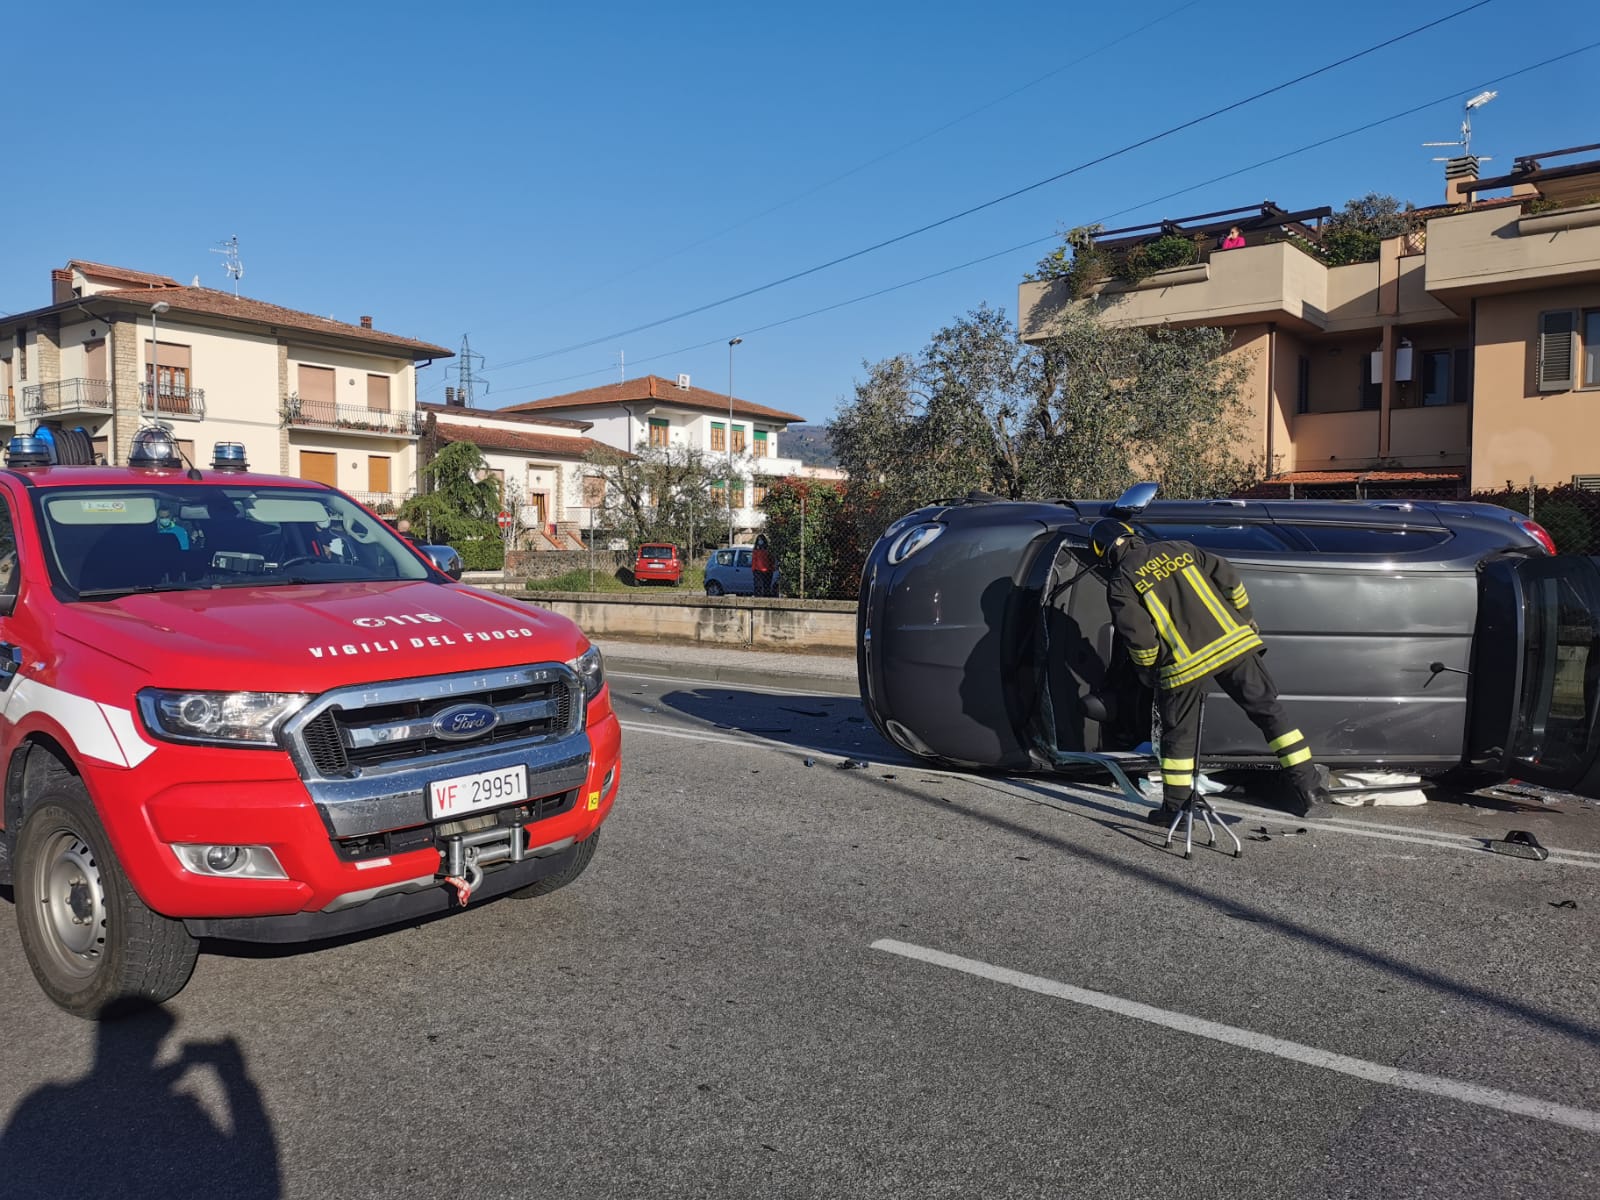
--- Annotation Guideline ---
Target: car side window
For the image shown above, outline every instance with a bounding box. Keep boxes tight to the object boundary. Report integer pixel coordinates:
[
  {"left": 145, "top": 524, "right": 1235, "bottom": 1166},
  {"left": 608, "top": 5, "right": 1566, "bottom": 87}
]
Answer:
[
  {"left": 1141, "top": 522, "right": 1296, "bottom": 554},
  {"left": 715, "top": 550, "right": 734, "bottom": 566},
  {"left": 0, "top": 495, "right": 17, "bottom": 604},
  {"left": 737, "top": 550, "right": 751, "bottom": 567},
  {"left": 1286, "top": 525, "right": 1451, "bottom": 554}
]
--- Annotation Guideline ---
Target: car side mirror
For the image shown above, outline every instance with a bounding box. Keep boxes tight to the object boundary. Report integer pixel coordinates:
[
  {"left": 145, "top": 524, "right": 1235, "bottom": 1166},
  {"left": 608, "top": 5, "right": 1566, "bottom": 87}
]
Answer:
[{"left": 1109, "top": 481, "right": 1159, "bottom": 516}]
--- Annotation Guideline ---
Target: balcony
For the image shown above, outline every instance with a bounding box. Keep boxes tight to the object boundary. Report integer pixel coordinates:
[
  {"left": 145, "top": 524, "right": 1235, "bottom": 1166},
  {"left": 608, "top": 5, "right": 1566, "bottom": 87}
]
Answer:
[
  {"left": 1020, "top": 242, "right": 1332, "bottom": 340},
  {"left": 1289, "top": 409, "right": 1380, "bottom": 472},
  {"left": 281, "top": 393, "right": 420, "bottom": 438},
  {"left": 23, "top": 377, "right": 112, "bottom": 418},
  {"left": 139, "top": 383, "right": 207, "bottom": 420},
  {"left": 1425, "top": 203, "right": 1600, "bottom": 312},
  {"left": 346, "top": 489, "right": 417, "bottom": 514},
  {"left": 0, "top": 392, "right": 13, "bottom": 424}
]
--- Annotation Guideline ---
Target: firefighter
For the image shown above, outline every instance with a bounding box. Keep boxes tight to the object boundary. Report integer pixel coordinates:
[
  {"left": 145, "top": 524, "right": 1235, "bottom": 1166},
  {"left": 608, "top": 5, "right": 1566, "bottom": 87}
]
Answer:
[{"left": 1090, "top": 517, "right": 1331, "bottom": 824}]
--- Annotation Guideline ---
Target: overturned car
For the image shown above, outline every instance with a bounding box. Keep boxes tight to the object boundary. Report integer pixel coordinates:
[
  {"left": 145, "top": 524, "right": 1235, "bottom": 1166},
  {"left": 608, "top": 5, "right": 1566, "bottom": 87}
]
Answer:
[{"left": 857, "top": 485, "right": 1600, "bottom": 799}]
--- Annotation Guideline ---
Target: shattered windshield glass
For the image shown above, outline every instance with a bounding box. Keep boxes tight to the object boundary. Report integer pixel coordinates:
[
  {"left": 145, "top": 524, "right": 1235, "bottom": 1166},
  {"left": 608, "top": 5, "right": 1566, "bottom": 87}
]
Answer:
[{"left": 38, "top": 485, "right": 433, "bottom": 598}]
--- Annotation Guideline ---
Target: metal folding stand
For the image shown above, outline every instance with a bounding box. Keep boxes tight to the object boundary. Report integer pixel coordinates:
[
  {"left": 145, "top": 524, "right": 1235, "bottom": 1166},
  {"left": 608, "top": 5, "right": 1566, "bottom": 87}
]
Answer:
[{"left": 1159, "top": 692, "right": 1242, "bottom": 860}]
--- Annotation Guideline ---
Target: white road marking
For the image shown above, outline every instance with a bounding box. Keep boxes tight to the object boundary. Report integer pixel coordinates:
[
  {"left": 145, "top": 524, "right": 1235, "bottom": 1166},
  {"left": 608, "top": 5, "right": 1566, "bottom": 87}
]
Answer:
[
  {"left": 618, "top": 719, "right": 1600, "bottom": 867},
  {"left": 871, "top": 938, "right": 1600, "bottom": 1135}
]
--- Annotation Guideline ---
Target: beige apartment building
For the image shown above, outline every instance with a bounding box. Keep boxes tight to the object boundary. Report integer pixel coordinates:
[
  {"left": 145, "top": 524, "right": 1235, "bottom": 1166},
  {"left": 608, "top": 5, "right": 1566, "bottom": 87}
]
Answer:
[
  {"left": 1017, "top": 145, "right": 1600, "bottom": 495},
  {"left": 0, "top": 261, "right": 450, "bottom": 506}
]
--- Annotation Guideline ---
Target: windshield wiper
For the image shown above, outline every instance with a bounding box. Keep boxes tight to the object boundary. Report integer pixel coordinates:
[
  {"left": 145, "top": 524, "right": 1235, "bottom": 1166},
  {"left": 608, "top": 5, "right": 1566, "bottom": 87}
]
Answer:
[{"left": 75, "top": 583, "right": 203, "bottom": 600}]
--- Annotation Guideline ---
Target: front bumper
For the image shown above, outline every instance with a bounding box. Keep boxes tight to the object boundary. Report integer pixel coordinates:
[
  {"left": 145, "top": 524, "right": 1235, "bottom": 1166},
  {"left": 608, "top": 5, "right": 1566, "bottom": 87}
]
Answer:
[{"left": 87, "top": 705, "right": 622, "bottom": 924}]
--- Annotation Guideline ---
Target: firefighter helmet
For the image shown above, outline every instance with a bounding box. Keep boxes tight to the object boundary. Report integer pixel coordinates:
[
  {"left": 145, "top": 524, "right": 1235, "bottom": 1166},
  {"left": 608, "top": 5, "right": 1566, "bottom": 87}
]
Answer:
[{"left": 1090, "top": 518, "right": 1138, "bottom": 560}]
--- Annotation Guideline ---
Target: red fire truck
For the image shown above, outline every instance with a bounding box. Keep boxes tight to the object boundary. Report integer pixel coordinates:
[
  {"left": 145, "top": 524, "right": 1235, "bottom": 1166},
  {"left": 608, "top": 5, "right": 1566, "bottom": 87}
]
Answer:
[{"left": 0, "top": 429, "right": 620, "bottom": 1018}]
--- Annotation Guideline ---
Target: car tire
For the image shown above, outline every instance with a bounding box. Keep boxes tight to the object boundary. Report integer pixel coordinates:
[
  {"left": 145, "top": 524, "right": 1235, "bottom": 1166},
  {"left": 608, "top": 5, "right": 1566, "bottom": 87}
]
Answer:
[
  {"left": 508, "top": 832, "right": 600, "bottom": 899},
  {"left": 14, "top": 781, "right": 198, "bottom": 1019},
  {"left": 705, "top": 581, "right": 724, "bottom": 596}
]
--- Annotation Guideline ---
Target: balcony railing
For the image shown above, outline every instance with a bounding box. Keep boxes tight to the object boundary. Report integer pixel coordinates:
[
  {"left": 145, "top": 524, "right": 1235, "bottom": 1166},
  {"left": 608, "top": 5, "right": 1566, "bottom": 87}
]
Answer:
[
  {"left": 346, "top": 489, "right": 417, "bottom": 514},
  {"left": 23, "top": 377, "right": 113, "bottom": 417},
  {"left": 281, "top": 393, "right": 421, "bottom": 437},
  {"left": 0, "top": 391, "right": 13, "bottom": 423},
  {"left": 139, "top": 383, "right": 207, "bottom": 420}
]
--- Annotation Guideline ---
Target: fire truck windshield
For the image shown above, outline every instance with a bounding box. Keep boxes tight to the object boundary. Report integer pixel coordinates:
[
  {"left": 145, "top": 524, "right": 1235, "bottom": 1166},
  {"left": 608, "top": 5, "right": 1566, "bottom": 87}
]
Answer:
[{"left": 36, "top": 484, "right": 435, "bottom": 598}]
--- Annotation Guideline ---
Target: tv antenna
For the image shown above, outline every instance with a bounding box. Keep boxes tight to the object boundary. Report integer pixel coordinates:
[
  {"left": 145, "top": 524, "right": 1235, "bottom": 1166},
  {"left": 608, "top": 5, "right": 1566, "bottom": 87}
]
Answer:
[
  {"left": 210, "top": 235, "right": 244, "bottom": 294},
  {"left": 1424, "top": 91, "right": 1497, "bottom": 162},
  {"left": 617, "top": 350, "right": 626, "bottom": 385}
]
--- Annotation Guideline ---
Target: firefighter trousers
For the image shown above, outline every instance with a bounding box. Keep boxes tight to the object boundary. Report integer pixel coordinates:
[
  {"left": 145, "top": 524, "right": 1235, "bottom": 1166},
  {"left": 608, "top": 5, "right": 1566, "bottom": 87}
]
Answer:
[{"left": 1155, "top": 651, "right": 1320, "bottom": 809}]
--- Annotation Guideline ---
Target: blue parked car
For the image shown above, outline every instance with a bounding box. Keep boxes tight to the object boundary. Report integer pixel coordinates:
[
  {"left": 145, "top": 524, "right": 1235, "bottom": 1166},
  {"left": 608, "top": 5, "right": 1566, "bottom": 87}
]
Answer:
[{"left": 704, "top": 546, "right": 779, "bottom": 597}]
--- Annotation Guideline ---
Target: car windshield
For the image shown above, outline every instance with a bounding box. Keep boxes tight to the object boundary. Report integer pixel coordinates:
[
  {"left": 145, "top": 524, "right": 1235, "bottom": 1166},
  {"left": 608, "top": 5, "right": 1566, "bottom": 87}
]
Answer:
[
  {"left": 640, "top": 546, "right": 674, "bottom": 559},
  {"left": 37, "top": 484, "right": 433, "bottom": 598}
]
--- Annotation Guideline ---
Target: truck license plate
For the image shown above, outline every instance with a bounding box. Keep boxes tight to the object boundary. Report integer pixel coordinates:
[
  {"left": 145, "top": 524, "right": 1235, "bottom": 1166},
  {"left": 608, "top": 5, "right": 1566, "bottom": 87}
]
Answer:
[{"left": 428, "top": 765, "right": 529, "bottom": 819}]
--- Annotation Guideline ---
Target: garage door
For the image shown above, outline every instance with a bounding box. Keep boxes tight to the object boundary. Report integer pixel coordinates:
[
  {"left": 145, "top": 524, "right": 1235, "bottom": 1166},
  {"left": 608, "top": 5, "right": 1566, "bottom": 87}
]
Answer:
[{"left": 299, "top": 450, "right": 337, "bottom": 487}]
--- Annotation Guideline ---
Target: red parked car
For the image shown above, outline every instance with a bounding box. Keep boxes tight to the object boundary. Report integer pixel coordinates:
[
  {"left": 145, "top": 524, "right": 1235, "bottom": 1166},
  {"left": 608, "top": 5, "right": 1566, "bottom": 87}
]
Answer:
[{"left": 633, "top": 543, "right": 683, "bottom": 586}]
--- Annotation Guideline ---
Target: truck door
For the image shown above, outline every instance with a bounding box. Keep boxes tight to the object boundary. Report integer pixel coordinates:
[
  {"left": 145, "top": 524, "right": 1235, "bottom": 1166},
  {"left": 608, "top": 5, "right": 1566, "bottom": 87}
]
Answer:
[{"left": 1469, "top": 556, "right": 1600, "bottom": 795}]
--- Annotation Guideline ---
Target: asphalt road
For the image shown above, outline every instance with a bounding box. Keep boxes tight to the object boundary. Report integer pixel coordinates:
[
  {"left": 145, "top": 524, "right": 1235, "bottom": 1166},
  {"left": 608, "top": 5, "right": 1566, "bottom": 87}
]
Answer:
[{"left": 1, "top": 668, "right": 1598, "bottom": 1199}]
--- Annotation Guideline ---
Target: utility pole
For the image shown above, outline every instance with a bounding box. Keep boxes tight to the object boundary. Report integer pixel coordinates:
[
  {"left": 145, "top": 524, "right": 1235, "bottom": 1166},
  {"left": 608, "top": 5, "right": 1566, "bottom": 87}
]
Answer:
[
  {"left": 727, "top": 337, "right": 742, "bottom": 546},
  {"left": 456, "top": 335, "right": 488, "bottom": 408}
]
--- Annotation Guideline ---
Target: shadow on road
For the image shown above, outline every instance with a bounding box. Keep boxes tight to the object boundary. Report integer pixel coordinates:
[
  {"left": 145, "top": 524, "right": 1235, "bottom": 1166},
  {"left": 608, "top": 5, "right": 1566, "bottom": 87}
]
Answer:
[
  {"left": 0, "top": 1007, "right": 281, "bottom": 1200},
  {"left": 639, "top": 685, "right": 916, "bottom": 766}
]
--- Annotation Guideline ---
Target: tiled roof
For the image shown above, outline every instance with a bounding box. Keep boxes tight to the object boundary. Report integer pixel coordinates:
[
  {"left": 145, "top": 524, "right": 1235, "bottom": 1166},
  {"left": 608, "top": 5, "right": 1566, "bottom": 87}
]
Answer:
[
  {"left": 68, "top": 260, "right": 180, "bottom": 288},
  {"left": 503, "top": 374, "right": 805, "bottom": 424},
  {"left": 418, "top": 401, "right": 591, "bottom": 430},
  {"left": 433, "top": 421, "right": 618, "bottom": 459},
  {"left": 91, "top": 285, "right": 452, "bottom": 359}
]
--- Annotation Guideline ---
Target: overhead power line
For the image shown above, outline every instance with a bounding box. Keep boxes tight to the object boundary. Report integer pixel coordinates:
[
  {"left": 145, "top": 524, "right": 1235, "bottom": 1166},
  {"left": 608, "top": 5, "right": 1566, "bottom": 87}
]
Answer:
[
  {"left": 485, "top": 0, "right": 1496, "bottom": 373},
  {"left": 486, "top": 36, "right": 1597, "bottom": 403},
  {"left": 539, "top": 0, "right": 1208, "bottom": 311}
]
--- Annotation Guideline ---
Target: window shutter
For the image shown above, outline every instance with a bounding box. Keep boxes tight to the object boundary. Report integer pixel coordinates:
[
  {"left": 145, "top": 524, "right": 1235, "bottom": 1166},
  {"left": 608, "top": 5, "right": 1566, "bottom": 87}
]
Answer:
[{"left": 1538, "top": 311, "right": 1576, "bottom": 392}]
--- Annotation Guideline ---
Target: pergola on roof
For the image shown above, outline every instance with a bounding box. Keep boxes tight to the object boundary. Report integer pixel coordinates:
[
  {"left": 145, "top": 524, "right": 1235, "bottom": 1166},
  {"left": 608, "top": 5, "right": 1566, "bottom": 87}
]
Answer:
[{"left": 1089, "top": 201, "right": 1334, "bottom": 250}]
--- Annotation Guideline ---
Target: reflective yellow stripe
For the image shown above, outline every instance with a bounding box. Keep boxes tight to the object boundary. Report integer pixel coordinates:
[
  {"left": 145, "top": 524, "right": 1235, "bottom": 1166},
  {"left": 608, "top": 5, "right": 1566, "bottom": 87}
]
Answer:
[
  {"left": 1230, "top": 588, "right": 1250, "bottom": 610},
  {"left": 1183, "top": 565, "right": 1239, "bottom": 635},
  {"left": 1279, "top": 747, "right": 1313, "bottom": 767},
  {"left": 1160, "top": 627, "right": 1263, "bottom": 688},
  {"left": 1131, "top": 646, "right": 1159, "bottom": 665},
  {"left": 1162, "top": 773, "right": 1193, "bottom": 787},
  {"left": 1144, "top": 592, "right": 1190, "bottom": 660},
  {"left": 1160, "top": 757, "right": 1195, "bottom": 771},
  {"left": 1268, "top": 730, "right": 1304, "bottom": 752}
]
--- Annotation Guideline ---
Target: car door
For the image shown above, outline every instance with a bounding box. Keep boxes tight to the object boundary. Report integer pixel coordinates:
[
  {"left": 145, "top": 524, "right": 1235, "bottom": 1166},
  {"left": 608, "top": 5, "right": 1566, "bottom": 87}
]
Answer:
[
  {"left": 734, "top": 548, "right": 754, "bottom": 593},
  {"left": 1469, "top": 555, "right": 1600, "bottom": 795}
]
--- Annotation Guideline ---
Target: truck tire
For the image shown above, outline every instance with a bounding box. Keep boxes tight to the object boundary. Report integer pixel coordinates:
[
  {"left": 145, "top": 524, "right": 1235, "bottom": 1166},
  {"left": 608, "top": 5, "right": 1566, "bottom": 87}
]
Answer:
[
  {"left": 509, "top": 831, "right": 599, "bottom": 899},
  {"left": 14, "top": 781, "right": 198, "bottom": 1019}
]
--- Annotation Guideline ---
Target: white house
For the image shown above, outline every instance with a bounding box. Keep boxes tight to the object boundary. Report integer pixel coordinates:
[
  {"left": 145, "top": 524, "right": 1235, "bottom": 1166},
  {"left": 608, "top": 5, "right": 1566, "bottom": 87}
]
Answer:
[{"left": 502, "top": 373, "right": 807, "bottom": 535}]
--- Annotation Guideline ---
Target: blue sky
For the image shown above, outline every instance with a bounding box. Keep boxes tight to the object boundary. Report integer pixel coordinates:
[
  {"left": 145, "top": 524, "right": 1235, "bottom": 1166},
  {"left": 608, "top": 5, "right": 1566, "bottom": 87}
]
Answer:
[{"left": 2, "top": 0, "right": 1593, "bottom": 424}]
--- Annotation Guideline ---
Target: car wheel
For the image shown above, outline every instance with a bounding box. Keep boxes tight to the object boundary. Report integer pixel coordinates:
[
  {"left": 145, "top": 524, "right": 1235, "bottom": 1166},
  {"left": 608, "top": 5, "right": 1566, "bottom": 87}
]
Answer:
[
  {"left": 14, "top": 780, "right": 198, "bottom": 1019},
  {"left": 705, "top": 581, "right": 724, "bottom": 596},
  {"left": 509, "top": 832, "right": 600, "bottom": 899}
]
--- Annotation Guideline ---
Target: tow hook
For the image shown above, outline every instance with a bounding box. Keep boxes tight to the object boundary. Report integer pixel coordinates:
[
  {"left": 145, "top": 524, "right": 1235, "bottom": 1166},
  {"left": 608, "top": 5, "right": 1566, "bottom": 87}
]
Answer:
[
  {"left": 439, "top": 823, "right": 527, "bottom": 906},
  {"left": 443, "top": 859, "right": 484, "bottom": 907}
]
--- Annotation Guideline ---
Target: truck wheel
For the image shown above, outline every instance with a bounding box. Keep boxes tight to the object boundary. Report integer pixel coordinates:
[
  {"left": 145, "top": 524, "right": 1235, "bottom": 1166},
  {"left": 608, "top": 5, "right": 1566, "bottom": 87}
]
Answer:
[
  {"left": 14, "top": 781, "right": 198, "bottom": 1019},
  {"left": 509, "top": 831, "right": 600, "bottom": 899}
]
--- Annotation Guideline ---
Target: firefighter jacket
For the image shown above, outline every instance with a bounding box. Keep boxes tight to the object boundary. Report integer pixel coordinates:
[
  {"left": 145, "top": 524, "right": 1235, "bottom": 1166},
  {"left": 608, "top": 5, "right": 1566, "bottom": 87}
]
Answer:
[{"left": 1104, "top": 538, "right": 1262, "bottom": 690}]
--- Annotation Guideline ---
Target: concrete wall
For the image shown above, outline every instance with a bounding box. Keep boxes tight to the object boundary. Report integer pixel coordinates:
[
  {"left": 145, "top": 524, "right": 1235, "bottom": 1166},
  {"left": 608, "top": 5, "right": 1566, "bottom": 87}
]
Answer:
[
  {"left": 519, "top": 591, "right": 857, "bottom": 652},
  {"left": 1472, "top": 282, "right": 1600, "bottom": 489}
]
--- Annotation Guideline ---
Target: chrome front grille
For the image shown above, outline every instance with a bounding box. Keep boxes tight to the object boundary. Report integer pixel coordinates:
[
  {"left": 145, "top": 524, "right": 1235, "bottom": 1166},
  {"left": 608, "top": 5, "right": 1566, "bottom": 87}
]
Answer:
[{"left": 285, "top": 663, "right": 585, "bottom": 781}]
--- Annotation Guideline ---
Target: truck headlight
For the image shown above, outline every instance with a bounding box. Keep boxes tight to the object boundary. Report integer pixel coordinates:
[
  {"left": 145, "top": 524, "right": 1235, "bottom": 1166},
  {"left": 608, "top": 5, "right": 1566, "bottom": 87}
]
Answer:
[
  {"left": 137, "top": 690, "right": 310, "bottom": 747},
  {"left": 567, "top": 646, "right": 605, "bottom": 703}
]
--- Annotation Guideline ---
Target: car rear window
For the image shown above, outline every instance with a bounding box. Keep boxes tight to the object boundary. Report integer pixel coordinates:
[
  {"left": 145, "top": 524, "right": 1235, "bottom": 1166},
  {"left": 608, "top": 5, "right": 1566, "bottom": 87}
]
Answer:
[
  {"left": 639, "top": 545, "right": 675, "bottom": 558},
  {"left": 1285, "top": 525, "right": 1450, "bottom": 554},
  {"left": 1142, "top": 523, "right": 1296, "bottom": 554}
]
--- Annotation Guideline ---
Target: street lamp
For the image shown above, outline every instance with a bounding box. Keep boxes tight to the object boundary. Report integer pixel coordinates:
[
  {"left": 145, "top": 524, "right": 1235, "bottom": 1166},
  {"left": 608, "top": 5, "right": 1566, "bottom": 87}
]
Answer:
[
  {"left": 727, "top": 336, "right": 742, "bottom": 547},
  {"left": 149, "top": 300, "right": 171, "bottom": 416}
]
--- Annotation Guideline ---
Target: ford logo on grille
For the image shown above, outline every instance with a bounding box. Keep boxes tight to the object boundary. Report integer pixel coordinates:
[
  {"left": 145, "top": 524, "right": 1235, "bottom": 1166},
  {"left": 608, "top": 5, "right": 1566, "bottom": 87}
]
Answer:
[{"left": 432, "top": 703, "right": 499, "bottom": 741}]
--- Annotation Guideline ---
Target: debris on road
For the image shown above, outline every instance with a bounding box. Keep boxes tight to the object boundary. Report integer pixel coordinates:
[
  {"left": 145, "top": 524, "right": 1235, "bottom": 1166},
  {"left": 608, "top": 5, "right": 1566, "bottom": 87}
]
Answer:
[
  {"left": 837, "top": 758, "right": 870, "bottom": 770},
  {"left": 803, "top": 757, "right": 815, "bottom": 767},
  {"left": 1490, "top": 830, "right": 1550, "bottom": 861},
  {"left": 1549, "top": 899, "right": 1578, "bottom": 910}
]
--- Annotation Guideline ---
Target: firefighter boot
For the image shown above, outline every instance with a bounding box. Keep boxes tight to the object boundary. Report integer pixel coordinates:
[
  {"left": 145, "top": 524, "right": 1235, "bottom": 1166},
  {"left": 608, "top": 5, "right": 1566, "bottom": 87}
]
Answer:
[{"left": 1289, "top": 764, "right": 1333, "bottom": 819}]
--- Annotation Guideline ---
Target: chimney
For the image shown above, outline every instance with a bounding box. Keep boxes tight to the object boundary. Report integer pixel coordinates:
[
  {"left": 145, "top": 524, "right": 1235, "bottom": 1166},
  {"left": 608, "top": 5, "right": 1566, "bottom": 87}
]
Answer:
[
  {"left": 51, "top": 268, "right": 74, "bottom": 305},
  {"left": 360, "top": 315, "right": 373, "bottom": 329},
  {"left": 445, "top": 386, "right": 458, "bottom": 406},
  {"left": 1444, "top": 155, "right": 1479, "bottom": 206}
]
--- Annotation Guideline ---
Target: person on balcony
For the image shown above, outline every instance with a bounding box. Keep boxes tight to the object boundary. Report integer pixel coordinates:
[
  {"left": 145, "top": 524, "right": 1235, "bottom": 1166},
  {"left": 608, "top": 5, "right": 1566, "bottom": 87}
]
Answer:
[{"left": 1220, "top": 226, "right": 1247, "bottom": 250}]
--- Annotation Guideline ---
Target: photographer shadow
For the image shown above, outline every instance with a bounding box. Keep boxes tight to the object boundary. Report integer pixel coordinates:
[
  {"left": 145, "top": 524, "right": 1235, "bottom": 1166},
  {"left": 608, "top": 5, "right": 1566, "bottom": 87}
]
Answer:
[{"left": 0, "top": 1007, "right": 281, "bottom": 1200}]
